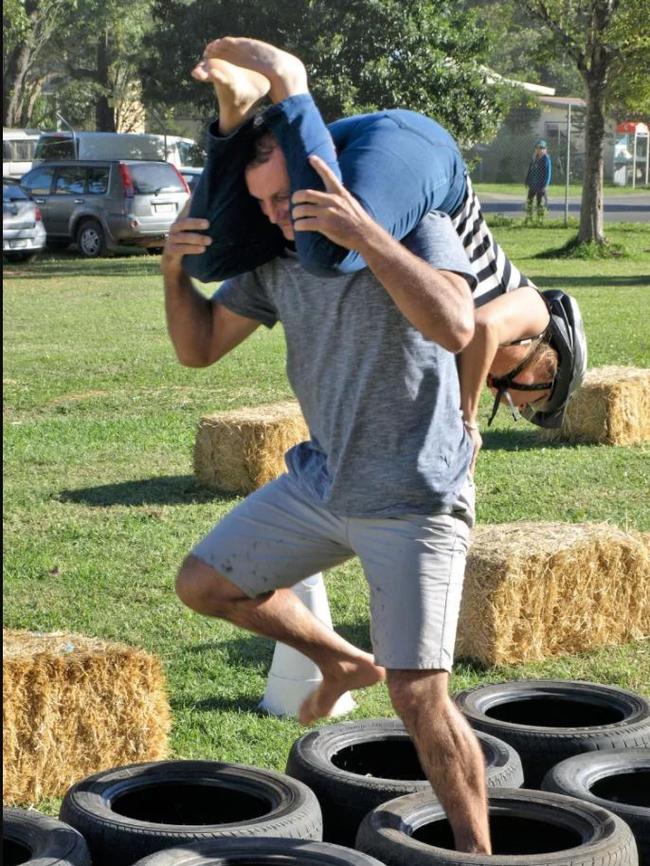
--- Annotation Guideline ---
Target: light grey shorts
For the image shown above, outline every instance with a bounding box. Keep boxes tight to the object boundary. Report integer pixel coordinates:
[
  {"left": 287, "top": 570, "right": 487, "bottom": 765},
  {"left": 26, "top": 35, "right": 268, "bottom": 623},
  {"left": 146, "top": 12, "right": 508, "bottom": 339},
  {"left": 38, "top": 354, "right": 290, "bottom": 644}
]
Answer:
[{"left": 192, "top": 473, "right": 474, "bottom": 671}]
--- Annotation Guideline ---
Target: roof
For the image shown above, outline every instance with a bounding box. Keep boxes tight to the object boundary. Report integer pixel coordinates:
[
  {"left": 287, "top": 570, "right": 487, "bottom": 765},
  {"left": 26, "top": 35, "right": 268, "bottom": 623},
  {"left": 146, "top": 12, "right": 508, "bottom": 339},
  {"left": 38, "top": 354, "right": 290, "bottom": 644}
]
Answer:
[{"left": 540, "top": 96, "right": 587, "bottom": 108}]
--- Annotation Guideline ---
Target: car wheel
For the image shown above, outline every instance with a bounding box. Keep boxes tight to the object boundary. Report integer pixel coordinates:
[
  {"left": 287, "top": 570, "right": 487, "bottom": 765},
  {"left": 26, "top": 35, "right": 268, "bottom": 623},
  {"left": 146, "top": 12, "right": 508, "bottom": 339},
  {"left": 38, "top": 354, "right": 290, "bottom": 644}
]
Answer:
[
  {"left": 131, "top": 837, "right": 387, "bottom": 865},
  {"left": 59, "top": 759, "right": 322, "bottom": 866},
  {"left": 76, "top": 220, "right": 107, "bottom": 258},
  {"left": 3, "top": 806, "right": 91, "bottom": 866},
  {"left": 542, "top": 748, "right": 650, "bottom": 864},
  {"left": 356, "top": 788, "right": 639, "bottom": 866},
  {"left": 453, "top": 679, "right": 650, "bottom": 787},
  {"left": 286, "top": 718, "right": 523, "bottom": 846}
]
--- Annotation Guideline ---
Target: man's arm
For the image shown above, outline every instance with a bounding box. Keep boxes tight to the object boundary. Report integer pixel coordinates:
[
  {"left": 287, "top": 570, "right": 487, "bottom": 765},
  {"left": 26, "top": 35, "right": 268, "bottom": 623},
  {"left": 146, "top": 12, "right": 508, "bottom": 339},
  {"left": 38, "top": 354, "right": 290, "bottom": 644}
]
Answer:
[
  {"left": 162, "top": 215, "right": 261, "bottom": 367},
  {"left": 292, "top": 156, "right": 474, "bottom": 352}
]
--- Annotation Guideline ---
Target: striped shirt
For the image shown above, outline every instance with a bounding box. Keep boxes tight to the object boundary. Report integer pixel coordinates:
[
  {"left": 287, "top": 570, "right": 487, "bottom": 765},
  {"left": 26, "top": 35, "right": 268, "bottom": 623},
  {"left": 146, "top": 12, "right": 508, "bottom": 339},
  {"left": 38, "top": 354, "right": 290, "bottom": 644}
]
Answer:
[{"left": 450, "top": 178, "right": 535, "bottom": 307}]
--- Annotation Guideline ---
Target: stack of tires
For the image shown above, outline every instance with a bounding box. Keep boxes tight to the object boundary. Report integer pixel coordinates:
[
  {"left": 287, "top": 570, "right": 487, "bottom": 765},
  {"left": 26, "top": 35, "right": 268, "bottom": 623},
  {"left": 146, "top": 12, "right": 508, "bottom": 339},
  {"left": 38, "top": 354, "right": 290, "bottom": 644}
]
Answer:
[
  {"left": 356, "top": 680, "right": 650, "bottom": 865},
  {"left": 3, "top": 679, "right": 648, "bottom": 866}
]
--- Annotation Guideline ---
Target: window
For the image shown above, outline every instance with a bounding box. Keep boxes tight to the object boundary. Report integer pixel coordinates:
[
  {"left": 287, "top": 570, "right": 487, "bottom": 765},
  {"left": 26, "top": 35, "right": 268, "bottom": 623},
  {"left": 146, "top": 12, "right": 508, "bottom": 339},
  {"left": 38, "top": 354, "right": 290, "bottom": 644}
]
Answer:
[
  {"left": 3, "top": 141, "right": 12, "bottom": 160},
  {"left": 35, "top": 136, "right": 76, "bottom": 160},
  {"left": 54, "top": 166, "right": 86, "bottom": 195},
  {"left": 21, "top": 167, "right": 54, "bottom": 196},
  {"left": 3, "top": 182, "right": 30, "bottom": 202},
  {"left": 128, "top": 162, "right": 185, "bottom": 193},
  {"left": 87, "top": 166, "right": 109, "bottom": 195}
]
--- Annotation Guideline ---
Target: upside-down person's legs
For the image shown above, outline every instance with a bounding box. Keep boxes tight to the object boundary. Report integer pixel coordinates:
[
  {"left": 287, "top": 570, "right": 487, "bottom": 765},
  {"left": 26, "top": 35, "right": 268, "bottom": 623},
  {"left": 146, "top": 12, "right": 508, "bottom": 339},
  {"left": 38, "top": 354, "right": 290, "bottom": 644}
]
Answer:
[
  {"left": 176, "top": 555, "right": 385, "bottom": 725},
  {"left": 191, "top": 52, "right": 270, "bottom": 135},
  {"left": 387, "top": 669, "right": 491, "bottom": 854}
]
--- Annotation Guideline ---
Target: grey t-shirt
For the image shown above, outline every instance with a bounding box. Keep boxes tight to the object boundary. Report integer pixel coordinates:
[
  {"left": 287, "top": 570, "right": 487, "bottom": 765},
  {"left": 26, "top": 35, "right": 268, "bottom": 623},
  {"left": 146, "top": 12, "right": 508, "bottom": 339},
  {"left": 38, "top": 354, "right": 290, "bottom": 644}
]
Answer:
[{"left": 214, "top": 211, "right": 475, "bottom": 518}]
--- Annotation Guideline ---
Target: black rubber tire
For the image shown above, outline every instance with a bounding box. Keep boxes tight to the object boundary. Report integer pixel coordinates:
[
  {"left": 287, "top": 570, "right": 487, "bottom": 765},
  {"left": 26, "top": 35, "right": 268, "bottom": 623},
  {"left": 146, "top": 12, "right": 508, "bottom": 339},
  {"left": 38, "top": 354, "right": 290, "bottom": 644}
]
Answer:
[
  {"left": 76, "top": 219, "right": 107, "bottom": 258},
  {"left": 59, "top": 759, "right": 322, "bottom": 866},
  {"left": 131, "top": 837, "right": 387, "bottom": 864},
  {"left": 542, "top": 748, "right": 650, "bottom": 864},
  {"left": 286, "top": 718, "right": 523, "bottom": 846},
  {"left": 356, "top": 787, "right": 639, "bottom": 866},
  {"left": 2, "top": 806, "right": 91, "bottom": 866},
  {"left": 454, "top": 679, "right": 650, "bottom": 788}
]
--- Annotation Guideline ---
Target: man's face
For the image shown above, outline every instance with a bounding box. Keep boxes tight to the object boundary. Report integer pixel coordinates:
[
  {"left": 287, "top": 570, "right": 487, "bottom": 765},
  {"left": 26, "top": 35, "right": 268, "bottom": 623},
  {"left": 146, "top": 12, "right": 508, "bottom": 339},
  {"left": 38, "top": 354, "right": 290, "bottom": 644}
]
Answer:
[{"left": 245, "top": 147, "right": 294, "bottom": 241}]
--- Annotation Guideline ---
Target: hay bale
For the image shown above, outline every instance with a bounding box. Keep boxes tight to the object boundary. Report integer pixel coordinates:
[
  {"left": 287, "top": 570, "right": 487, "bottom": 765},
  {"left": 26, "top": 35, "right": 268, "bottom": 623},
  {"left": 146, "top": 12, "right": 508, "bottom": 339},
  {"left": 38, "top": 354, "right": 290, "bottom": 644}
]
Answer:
[
  {"left": 542, "top": 366, "right": 650, "bottom": 445},
  {"left": 3, "top": 629, "right": 170, "bottom": 805},
  {"left": 456, "top": 522, "right": 650, "bottom": 666},
  {"left": 194, "top": 401, "right": 309, "bottom": 493}
]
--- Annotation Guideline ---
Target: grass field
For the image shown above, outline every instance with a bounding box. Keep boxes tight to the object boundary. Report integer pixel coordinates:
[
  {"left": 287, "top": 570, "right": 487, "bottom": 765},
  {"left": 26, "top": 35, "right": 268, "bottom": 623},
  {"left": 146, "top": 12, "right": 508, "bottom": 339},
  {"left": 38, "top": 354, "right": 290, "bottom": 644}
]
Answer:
[{"left": 3, "top": 221, "right": 650, "bottom": 813}]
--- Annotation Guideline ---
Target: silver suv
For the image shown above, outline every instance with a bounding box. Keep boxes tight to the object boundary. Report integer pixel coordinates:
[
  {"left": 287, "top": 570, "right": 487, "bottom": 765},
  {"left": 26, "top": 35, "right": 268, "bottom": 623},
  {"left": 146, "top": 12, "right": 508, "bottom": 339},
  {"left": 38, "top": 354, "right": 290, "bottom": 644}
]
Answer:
[{"left": 19, "top": 159, "right": 190, "bottom": 257}]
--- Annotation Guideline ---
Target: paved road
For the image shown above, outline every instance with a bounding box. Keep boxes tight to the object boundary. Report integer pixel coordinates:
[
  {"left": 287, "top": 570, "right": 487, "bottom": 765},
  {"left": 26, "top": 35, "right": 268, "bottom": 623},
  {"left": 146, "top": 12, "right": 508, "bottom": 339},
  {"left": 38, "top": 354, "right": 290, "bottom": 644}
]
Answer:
[{"left": 478, "top": 191, "right": 650, "bottom": 223}]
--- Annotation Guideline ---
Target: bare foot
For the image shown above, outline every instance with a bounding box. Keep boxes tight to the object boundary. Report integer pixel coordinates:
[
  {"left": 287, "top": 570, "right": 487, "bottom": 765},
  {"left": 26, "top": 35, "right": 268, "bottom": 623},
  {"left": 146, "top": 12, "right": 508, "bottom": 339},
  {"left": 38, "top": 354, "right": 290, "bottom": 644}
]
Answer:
[
  {"left": 191, "top": 57, "right": 270, "bottom": 135},
  {"left": 202, "top": 37, "right": 308, "bottom": 103},
  {"left": 299, "top": 654, "right": 385, "bottom": 725}
]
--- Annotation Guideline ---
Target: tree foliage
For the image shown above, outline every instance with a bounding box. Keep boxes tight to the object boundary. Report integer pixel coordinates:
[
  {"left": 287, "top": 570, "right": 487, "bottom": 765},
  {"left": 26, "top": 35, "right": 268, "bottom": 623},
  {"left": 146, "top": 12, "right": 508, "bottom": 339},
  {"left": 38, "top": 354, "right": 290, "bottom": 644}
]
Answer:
[
  {"left": 141, "top": 0, "right": 508, "bottom": 146},
  {"left": 515, "top": 0, "right": 649, "bottom": 245}
]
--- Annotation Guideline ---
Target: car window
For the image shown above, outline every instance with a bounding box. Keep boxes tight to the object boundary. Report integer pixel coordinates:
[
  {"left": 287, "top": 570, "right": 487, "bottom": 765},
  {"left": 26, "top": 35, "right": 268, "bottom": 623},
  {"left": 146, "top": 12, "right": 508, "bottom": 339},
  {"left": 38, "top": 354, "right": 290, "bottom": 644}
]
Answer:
[
  {"left": 53, "top": 166, "right": 86, "bottom": 195},
  {"left": 87, "top": 166, "right": 109, "bottom": 195},
  {"left": 3, "top": 182, "right": 30, "bottom": 202},
  {"left": 21, "top": 167, "right": 54, "bottom": 195},
  {"left": 35, "top": 136, "right": 75, "bottom": 160},
  {"left": 128, "top": 162, "right": 185, "bottom": 193}
]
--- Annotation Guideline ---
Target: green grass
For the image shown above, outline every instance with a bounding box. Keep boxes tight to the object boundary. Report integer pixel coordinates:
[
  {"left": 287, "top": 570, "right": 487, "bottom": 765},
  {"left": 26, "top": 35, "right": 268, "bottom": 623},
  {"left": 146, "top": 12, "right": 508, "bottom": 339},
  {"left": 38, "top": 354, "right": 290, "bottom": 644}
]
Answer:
[
  {"left": 473, "top": 182, "right": 650, "bottom": 197},
  {"left": 4, "top": 227, "right": 650, "bottom": 814}
]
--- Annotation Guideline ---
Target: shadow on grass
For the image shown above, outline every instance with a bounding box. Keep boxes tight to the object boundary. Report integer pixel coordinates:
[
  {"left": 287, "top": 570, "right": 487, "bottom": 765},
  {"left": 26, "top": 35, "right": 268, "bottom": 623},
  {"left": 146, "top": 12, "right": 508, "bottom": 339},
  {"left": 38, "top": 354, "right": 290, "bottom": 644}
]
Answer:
[
  {"left": 58, "top": 474, "right": 238, "bottom": 506},
  {"left": 534, "top": 275, "right": 650, "bottom": 288},
  {"left": 4, "top": 250, "right": 161, "bottom": 280},
  {"left": 171, "top": 694, "right": 263, "bottom": 714},
  {"left": 480, "top": 429, "right": 570, "bottom": 453}
]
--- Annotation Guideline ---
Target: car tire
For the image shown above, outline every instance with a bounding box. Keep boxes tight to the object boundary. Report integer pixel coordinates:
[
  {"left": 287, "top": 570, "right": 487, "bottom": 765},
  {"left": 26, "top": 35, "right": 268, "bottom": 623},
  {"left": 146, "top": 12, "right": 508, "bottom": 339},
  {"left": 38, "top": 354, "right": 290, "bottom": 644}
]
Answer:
[
  {"left": 59, "top": 759, "right": 322, "bottom": 866},
  {"left": 454, "top": 679, "right": 650, "bottom": 787},
  {"left": 286, "top": 718, "right": 523, "bottom": 846},
  {"left": 131, "top": 837, "right": 387, "bottom": 865},
  {"left": 76, "top": 219, "right": 107, "bottom": 258},
  {"left": 355, "top": 787, "right": 639, "bottom": 866},
  {"left": 542, "top": 749, "right": 650, "bottom": 864},
  {"left": 3, "top": 806, "right": 91, "bottom": 866}
]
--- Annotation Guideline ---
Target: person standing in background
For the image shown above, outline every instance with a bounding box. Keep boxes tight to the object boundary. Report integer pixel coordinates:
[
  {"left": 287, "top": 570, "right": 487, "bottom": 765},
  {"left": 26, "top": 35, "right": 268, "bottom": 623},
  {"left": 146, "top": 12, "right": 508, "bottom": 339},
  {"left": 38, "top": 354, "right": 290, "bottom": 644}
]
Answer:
[{"left": 525, "top": 139, "right": 552, "bottom": 223}]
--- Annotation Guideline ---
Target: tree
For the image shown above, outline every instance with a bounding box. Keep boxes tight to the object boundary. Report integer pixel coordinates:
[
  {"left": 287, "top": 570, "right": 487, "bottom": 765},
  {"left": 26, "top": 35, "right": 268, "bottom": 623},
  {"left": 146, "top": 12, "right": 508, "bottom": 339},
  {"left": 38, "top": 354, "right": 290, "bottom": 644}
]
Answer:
[
  {"left": 141, "top": 0, "right": 508, "bottom": 146},
  {"left": 518, "top": 0, "right": 650, "bottom": 246},
  {"left": 54, "top": 0, "right": 154, "bottom": 131},
  {"left": 3, "top": 0, "right": 74, "bottom": 127}
]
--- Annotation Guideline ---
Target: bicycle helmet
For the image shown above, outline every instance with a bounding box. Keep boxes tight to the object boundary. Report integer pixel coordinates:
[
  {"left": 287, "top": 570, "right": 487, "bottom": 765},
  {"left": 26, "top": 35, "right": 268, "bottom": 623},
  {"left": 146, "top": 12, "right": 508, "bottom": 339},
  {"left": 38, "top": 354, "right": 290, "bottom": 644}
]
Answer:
[{"left": 487, "top": 290, "right": 587, "bottom": 429}]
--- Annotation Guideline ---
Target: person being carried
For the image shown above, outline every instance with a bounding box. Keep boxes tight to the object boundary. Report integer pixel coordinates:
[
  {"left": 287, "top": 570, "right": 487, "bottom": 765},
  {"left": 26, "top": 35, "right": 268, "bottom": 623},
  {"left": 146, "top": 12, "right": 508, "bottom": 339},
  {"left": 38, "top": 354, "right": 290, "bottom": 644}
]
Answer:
[
  {"left": 525, "top": 138, "right": 552, "bottom": 223},
  {"left": 187, "top": 38, "right": 586, "bottom": 470},
  {"left": 162, "top": 76, "right": 492, "bottom": 853}
]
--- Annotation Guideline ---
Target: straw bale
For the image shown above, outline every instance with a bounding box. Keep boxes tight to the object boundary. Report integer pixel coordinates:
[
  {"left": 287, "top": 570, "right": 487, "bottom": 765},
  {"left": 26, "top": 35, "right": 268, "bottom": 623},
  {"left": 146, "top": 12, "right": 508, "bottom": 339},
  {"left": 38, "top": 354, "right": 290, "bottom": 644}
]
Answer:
[
  {"left": 3, "top": 629, "right": 170, "bottom": 805},
  {"left": 542, "top": 366, "right": 650, "bottom": 445},
  {"left": 194, "top": 401, "right": 309, "bottom": 493},
  {"left": 456, "top": 522, "right": 650, "bottom": 666}
]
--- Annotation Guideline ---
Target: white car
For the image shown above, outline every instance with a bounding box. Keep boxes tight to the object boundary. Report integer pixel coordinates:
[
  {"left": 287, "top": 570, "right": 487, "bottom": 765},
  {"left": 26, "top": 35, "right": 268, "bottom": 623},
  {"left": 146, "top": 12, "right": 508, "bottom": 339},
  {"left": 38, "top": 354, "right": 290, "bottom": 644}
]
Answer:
[{"left": 3, "top": 177, "right": 46, "bottom": 262}]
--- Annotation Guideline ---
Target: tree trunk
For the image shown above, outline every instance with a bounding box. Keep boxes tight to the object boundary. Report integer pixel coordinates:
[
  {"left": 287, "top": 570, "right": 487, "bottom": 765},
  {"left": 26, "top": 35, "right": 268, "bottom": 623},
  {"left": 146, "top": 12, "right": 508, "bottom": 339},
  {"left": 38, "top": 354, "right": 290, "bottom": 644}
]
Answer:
[
  {"left": 4, "top": 42, "right": 34, "bottom": 127},
  {"left": 95, "top": 29, "right": 116, "bottom": 131},
  {"left": 578, "top": 76, "right": 607, "bottom": 244}
]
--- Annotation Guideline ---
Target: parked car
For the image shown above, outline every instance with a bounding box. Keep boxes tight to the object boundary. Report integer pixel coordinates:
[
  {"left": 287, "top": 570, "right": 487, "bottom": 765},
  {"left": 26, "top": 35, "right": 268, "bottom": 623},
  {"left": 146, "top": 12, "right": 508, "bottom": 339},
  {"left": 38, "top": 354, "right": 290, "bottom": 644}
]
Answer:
[
  {"left": 19, "top": 159, "right": 190, "bottom": 257},
  {"left": 3, "top": 176, "right": 46, "bottom": 262},
  {"left": 33, "top": 131, "right": 204, "bottom": 170},
  {"left": 180, "top": 166, "right": 203, "bottom": 193},
  {"left": 3, "top": 127, "right": 40, "bottom": 178}
]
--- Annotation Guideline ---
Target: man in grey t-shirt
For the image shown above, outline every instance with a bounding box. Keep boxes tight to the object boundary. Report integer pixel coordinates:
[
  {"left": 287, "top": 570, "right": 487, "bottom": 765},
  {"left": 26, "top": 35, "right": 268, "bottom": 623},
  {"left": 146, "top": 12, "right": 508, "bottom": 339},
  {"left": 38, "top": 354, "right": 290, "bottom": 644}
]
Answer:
[{"left": 162, "top": 87, "right": 490, "bottom": 852}]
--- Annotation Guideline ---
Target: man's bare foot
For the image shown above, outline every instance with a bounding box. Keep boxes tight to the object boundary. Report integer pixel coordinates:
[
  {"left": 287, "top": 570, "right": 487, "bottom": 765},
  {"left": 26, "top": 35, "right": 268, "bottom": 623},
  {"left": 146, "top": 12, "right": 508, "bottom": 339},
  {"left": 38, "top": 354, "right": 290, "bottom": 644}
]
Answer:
[
  {"left": 191, "top": 57, "right": 270, "bottom": 135},
  {"left": 202, "top": 37, "right": 308, "bottom": 103},
  {"left": 299, "top": 654, "right": 385, "bottom": 725}
]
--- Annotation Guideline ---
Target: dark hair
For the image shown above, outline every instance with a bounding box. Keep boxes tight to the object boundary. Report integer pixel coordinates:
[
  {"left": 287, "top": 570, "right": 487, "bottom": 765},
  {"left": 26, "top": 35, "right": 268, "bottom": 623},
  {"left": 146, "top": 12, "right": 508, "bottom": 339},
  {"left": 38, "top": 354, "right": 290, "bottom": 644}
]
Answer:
[{"left": 244, "top": 120, "right": 279, "bottom": 169}]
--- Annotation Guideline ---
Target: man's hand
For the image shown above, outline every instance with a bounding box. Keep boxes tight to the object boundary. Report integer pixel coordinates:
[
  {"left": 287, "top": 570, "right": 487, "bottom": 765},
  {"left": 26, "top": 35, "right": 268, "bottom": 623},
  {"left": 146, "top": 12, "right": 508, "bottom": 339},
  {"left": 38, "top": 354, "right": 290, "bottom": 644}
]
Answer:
[
  {"left": 292, "top": 155, "right": 377, "bottom": 252},
  {"left": 162, "top": 210, "right": 212, "bottom": 271}
]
